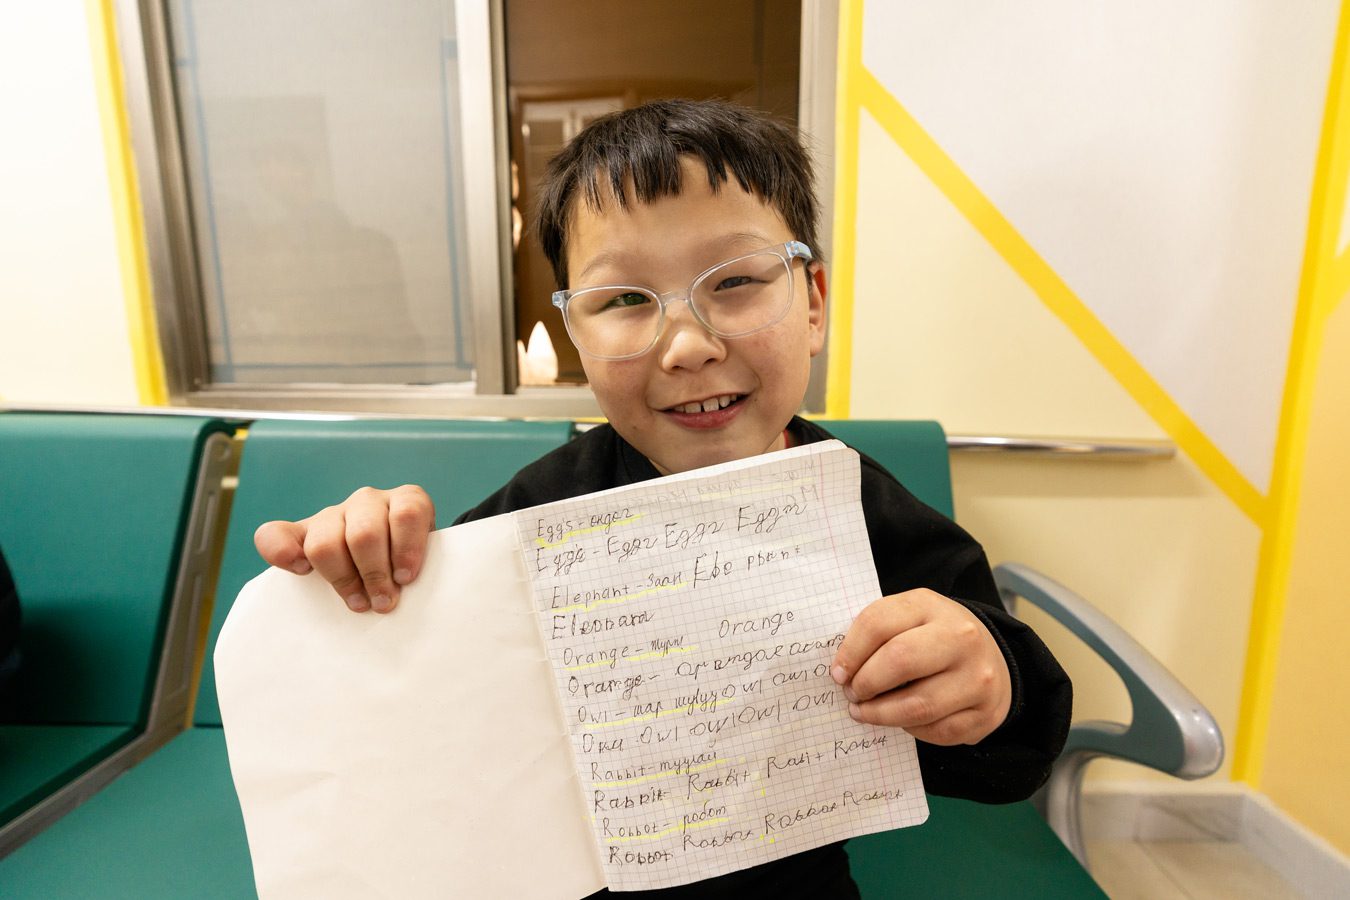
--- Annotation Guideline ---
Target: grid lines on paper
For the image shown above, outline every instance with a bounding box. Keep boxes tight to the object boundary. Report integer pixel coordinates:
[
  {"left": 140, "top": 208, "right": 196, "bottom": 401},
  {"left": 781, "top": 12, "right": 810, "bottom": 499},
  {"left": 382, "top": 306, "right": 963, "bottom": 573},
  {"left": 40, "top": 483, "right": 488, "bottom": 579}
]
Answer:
[{"left": 516, "top": 443, "right": 929, "bottom": 891}]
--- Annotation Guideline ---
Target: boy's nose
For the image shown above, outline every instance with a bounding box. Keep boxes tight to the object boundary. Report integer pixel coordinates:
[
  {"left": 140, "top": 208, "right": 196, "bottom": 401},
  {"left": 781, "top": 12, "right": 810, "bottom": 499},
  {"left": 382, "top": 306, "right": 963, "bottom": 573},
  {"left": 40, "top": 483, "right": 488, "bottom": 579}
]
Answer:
[{"left": 658, "top": 300, "right": 726, "bottom": 372}]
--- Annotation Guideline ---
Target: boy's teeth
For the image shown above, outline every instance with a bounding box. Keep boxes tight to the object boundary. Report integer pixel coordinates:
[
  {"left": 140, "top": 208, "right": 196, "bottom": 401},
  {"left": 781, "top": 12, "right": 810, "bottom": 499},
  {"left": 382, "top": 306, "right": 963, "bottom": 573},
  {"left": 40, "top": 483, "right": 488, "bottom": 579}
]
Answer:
[{"left": 676, "top": 394, "right": 738, "bottom": 414}]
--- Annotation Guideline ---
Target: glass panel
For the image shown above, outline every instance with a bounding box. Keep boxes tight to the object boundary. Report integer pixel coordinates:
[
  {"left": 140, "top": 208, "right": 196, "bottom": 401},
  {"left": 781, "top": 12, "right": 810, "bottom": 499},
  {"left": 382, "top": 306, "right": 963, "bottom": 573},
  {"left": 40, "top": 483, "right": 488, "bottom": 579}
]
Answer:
[
  {"left": 505, "top": 0, "right": 801, "bottom": 385},
  {"left": 167, "top": 0, "right": 475, "bottom": 385}
]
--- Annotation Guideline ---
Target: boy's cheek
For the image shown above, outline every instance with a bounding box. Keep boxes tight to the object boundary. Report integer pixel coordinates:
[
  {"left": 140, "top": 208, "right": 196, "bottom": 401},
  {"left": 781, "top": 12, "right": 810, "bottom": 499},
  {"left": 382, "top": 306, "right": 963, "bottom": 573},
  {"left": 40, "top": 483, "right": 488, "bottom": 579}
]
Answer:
[{"left": 582, "top": 363, "right": 643, "bottom": 417}]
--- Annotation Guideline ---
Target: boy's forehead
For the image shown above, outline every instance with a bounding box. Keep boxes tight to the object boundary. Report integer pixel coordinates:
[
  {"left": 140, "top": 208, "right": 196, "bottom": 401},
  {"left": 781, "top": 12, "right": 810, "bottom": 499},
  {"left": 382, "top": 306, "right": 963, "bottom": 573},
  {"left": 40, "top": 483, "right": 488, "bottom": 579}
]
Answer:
[
  {"left": 574, "top": 157, "right": 790, "bottom": 222},
  {"left": 565, "top": 159, "right": 790, "bottom": 265}
]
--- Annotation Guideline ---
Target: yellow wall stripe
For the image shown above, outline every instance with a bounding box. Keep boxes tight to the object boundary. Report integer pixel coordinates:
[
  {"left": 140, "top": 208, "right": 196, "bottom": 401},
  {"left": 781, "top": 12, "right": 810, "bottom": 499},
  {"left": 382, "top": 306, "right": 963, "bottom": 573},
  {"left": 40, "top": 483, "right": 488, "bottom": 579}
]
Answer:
[
  {"left": 825, "top": 0, "right": 864, "bottom": 420},
  {"left": 1320, "top": 248, "right": 1350, "bottom": 324},
  {"left": 86, "top": 0, "right": 168, "bottom": 405},
  {"left": 854, "top": 66, "right": 1267, "bottom": 524},
  {"left": 1231, "top": 0, "right": 1350, "bottom": 786}
]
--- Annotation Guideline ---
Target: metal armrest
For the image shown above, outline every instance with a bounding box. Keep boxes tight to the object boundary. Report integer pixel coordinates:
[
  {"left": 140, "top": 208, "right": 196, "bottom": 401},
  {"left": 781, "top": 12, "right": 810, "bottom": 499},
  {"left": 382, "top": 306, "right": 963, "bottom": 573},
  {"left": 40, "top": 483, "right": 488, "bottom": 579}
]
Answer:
[{"left": 992, "top": 562, "right": 1224, "bottom": 868}]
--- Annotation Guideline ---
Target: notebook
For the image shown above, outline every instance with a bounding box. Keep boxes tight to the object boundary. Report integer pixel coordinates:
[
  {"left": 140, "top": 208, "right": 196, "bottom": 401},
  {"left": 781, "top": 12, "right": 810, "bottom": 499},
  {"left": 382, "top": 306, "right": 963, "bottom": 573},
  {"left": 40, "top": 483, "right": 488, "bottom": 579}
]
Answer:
[{"left": 215, "top": 441, "right": 928, "bottom": 898}]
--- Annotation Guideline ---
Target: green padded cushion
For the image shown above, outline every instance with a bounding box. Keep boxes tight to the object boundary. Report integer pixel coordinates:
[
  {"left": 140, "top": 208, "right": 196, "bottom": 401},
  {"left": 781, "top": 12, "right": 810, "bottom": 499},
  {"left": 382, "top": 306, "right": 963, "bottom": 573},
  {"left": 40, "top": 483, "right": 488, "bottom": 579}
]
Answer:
[
  {"left": 814, "top": 419, "right": 954, "bottom": 519},
  {"left": 0, "top": 728, "right": 254, "bottom": 898},
  {"left": 0, "top": 413, "right": 229, "bottom": 724},
  {"left": 0, "top": 725, "right": 135, "bottom": 824},
  {"left": 0, "top": 743, "right": 1106, "bottom": 898},
  {"left": 848, "top": 797, "right": 1104, "bottom": 897},
  {"left": 195, "top": 418, "right": 575, "bottom": 725}
]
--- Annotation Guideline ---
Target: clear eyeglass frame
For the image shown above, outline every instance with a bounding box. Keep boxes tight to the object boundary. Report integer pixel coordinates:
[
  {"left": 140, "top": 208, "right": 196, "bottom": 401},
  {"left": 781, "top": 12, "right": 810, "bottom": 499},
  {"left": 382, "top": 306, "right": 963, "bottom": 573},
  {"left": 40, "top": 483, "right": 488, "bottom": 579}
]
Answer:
[{"left": 550, "top": 241, "right": 815, "bottom": 361}]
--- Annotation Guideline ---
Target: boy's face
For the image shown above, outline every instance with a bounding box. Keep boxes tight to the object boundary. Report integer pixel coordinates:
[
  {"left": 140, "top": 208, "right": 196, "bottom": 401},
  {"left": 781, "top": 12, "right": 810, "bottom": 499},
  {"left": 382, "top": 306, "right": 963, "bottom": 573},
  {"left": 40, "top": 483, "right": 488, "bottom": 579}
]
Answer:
[{"left": 564, "top": 157, "right": 827, "bottom": 474}]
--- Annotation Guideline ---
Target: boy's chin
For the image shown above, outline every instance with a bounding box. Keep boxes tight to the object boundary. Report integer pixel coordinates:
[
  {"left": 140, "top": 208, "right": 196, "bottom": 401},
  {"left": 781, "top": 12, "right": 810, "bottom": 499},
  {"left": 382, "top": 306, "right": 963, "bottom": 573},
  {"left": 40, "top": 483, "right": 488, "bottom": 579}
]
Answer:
[{"left": 641, "top": 434, "right": 786, "bottom": 476}]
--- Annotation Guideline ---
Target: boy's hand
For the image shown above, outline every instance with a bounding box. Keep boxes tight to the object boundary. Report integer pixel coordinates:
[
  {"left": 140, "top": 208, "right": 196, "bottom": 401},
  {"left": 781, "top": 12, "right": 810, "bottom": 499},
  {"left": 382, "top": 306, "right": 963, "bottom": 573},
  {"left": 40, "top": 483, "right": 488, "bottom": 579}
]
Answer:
[
  {"left": 830, "top": 589, "right": 1011, "bottom": 745},
  {"left": 252, "top": 485, "right": 435, "bottom": 614}
]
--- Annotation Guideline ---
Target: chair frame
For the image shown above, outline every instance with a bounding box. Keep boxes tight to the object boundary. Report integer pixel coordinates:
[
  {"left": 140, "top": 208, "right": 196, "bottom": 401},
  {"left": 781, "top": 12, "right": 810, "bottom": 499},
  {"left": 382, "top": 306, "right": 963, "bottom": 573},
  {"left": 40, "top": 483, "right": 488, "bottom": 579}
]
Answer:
[{"left": 993, "top": 563, "right": 1225, "bottom": 868}]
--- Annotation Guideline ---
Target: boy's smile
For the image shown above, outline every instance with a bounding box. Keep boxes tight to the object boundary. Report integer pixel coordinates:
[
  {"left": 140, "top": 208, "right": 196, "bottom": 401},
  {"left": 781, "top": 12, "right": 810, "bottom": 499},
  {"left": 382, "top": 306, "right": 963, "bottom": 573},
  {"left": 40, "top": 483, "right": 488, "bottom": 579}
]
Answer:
[{"left": 564, "top": 158, "right": 827, "bottom": 474}]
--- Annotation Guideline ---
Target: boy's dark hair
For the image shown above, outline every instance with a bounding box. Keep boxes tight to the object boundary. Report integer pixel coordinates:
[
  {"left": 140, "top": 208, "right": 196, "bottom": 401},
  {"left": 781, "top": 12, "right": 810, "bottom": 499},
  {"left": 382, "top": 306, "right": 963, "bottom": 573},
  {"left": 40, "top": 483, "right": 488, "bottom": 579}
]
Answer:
[{"left": 534, "top": 99, "right": 820, "bottom": 288}]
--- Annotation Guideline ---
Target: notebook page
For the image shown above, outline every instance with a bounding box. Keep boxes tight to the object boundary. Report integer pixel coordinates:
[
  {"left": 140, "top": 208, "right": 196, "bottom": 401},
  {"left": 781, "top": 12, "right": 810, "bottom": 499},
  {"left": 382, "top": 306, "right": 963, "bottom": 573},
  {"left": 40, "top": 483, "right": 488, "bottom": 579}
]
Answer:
[
  {"left": 515, "top": 441, "right": 929, "bottom": 891},
  {"left": 216, "top": 515, "right": 605, "bottom": 900}
]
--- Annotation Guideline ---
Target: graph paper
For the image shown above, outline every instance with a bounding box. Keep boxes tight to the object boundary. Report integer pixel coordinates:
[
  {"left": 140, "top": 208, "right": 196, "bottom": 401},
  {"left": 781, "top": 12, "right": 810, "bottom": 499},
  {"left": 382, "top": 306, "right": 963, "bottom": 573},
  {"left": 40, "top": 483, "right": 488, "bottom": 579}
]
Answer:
[{"left": 515, "top": 441, "right": 929, "bottom": 891}]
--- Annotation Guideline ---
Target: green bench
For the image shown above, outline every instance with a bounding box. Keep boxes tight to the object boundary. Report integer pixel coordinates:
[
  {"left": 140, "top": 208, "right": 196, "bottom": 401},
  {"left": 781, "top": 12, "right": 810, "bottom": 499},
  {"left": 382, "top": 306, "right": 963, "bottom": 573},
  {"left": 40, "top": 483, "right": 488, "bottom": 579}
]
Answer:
[
  {"left": 0, "top": 418, "right": 575, "bottom": 896},
  {"left": 0, "top": 413, "right": 236, "bottom": 856},
  {"left": 2, "top": 415, "right": 1142, "bottom": 896}
]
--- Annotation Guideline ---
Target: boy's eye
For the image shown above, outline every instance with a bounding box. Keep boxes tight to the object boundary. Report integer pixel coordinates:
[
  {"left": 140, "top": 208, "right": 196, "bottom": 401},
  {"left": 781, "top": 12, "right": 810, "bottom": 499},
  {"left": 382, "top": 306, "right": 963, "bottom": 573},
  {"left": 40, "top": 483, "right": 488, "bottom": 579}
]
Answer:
[
  {"left": 600, "top": 292, "right": 651, "bottom": 310},
  {"left": 714, "top": 275, "right": 754, "bottom": 291}
]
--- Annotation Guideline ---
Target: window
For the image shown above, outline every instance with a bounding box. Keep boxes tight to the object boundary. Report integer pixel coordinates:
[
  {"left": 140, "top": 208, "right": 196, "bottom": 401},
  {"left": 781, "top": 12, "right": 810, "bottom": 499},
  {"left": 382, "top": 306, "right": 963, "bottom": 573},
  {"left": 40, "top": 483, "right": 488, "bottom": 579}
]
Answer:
[
  {"left": 505, "top": 0, "right": 802, "bottom": 386},
  {"left": 168, "top": 0, "right": 477, "bottom": 387},
  {"left": 120, "top": 0, "right": 834, "bottom": 414}
]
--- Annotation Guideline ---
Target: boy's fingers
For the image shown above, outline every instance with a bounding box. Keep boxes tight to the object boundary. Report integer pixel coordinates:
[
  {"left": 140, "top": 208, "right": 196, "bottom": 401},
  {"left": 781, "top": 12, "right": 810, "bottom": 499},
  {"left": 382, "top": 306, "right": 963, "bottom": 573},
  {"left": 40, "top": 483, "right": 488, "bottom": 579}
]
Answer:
[
  {"left": 303, "top": 509, "right": 369, "bottom": 612},
  {"left": 344, "top": 489, "right": 398, "bottom": 613},
  {"left": 847, "top": 673, "right": 975, "bottom": 734},
  {"left": 899, "top": 707, "right": 990, "bottom": 747},
  {"left": 253, "top": 520, "right": 312, "bottom": 574},
  {"left": 830, "top": 590, "right": 935, "bottom": 686},
  {"left": 844, "top": 624, "right": 952, "bottom": 703},
  {"left": 387, "top": 485, "right": 435, "bottom": 585}
]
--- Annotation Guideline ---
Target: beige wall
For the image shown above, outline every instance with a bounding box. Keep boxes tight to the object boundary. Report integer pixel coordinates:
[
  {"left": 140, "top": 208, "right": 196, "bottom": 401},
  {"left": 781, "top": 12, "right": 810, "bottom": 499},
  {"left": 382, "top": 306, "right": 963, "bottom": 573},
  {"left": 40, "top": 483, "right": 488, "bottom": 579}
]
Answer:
[
  {"left": 1261, "top": 298, "right": 1350, "bottom": 854},
  {"left": 0, "top": 5, "right": 138, "bottom": 407},
  {"left": 846, "top": 111, "right": 1257, "bottom": 782},
  {"left": 840, "top": 1, "right": 1350, "bottom": 847}
]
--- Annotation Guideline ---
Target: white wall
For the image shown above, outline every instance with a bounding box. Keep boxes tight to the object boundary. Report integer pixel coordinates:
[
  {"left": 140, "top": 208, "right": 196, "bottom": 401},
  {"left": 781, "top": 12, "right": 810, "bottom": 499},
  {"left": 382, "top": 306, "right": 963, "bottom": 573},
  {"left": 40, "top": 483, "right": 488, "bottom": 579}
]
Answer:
[{"left": 0, "top": 4, "right": 138, "bottom": 407}]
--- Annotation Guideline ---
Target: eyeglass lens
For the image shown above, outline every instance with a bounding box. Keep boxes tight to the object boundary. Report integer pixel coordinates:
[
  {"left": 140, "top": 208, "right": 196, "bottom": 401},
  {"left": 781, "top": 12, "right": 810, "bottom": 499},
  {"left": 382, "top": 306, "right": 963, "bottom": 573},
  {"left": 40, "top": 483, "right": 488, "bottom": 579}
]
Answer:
[{"left": 564, "top": 251, "right": 795, "bottom": 359}]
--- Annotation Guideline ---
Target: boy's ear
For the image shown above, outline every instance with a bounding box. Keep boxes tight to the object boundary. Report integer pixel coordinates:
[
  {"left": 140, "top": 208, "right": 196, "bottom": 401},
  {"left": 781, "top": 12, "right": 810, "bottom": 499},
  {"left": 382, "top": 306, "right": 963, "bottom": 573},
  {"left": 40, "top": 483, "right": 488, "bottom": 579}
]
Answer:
[{"left": 806, "top": 262, "right": 828, "bottom": 356}]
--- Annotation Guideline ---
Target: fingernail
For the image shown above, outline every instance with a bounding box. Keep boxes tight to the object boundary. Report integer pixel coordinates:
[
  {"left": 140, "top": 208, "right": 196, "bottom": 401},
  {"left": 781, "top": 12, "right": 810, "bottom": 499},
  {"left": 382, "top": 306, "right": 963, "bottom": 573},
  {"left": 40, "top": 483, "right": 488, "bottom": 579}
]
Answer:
[
  {"left": 345, "top": 594, "right": 370, "bottom": 612},
  {"left": 848, "top": 702, "right": 861, "bottom": 721},
  {"left": 394, "top": 568, "right": 413, "bottom": 585},
  {"left": 830, "top": 665, "right": 847, "bottom": 685},
  {"left": 842, "top": 684, "right": 858, "bottom": 703},
  {"left": 370, "top": 593, "right": 392, "bottom": 613},
  {"left": 291, "top": 560, "right": 312, "bottom": 575}
]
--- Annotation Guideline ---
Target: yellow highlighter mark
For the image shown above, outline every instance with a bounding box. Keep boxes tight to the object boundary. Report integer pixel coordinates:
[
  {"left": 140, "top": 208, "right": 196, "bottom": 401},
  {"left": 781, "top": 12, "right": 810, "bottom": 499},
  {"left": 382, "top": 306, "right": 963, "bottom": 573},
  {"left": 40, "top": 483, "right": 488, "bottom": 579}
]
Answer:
[
  {"left": 624, "top": 644, "right": 696, "bottom": 665},
  {"left": 605, "top": 817, "right": 732, "bottom": 844},
  {"left": 593, "top": 758, "right": 725, "bottom": 788},
  {"left": 535, "top": 513, "right": 644, "bottom": 549},
  {"left": 588, "top": 698, "right": 736, "bottom": 730},
  {"left": 552, "top": 581, "right": 686, "bottom": 616},
  {"left": 563, "top": 644, "right": 697, "bottom": 672},
  {"left": 695, "top": 480, "right": 817, "bottom": 501},
  {"left": 563, "top": 644, "right": 697, "bottom": 673}
]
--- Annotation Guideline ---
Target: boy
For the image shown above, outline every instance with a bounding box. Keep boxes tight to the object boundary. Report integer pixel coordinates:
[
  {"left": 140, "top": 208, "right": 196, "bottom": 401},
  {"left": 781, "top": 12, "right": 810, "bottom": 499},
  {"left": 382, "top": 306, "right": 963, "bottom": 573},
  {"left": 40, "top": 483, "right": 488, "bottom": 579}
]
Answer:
[{"left": 254, "top": 100, "right": 1071, "bottom": 897}]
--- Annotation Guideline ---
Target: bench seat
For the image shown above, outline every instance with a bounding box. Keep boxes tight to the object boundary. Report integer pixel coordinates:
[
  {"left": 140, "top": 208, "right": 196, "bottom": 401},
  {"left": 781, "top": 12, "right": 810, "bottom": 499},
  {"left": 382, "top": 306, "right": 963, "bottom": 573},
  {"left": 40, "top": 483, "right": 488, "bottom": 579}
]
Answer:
[{"left": 1, "top": 728, "right": 250, "bottom": 898}]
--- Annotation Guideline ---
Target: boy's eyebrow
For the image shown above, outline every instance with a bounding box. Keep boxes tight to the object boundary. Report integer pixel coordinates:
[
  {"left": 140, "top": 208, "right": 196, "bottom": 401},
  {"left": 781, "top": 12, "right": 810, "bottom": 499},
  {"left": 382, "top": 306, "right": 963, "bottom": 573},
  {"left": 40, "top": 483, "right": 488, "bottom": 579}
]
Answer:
[
  {"left": 574, "top": 252, "right": 628, "bottom": 286},
  {"left": 712, "top": 231, "right": 779, "bottom": 254},
  {"left": 574, "top": 231, "right": 778, "bottom": 285}
]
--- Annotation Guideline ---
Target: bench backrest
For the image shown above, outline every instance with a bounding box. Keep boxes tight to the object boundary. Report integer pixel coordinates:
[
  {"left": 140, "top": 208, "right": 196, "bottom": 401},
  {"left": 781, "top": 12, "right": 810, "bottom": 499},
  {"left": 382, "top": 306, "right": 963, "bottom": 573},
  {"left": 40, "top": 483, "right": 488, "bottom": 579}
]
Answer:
[
  {"left": 0, "top": 413, "right": 230, "bottom": 725},
  {"left": 814, "top": 419, "right": 953, "bottom": 518},
  {"left": 195, "top": 418, "right": 576, "bottom": 726}
]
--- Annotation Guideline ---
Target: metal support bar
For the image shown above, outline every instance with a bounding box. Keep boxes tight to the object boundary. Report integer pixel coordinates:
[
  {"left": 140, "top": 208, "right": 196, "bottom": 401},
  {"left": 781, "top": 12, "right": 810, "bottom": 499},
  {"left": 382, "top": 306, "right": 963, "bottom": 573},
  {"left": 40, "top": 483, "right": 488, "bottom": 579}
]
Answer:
[
  {"left": 1, "top": 408, "right": 1178, "bottom": 459},
  {"left": 947, "top": 435, "right": 1174, "bottom": 459}
]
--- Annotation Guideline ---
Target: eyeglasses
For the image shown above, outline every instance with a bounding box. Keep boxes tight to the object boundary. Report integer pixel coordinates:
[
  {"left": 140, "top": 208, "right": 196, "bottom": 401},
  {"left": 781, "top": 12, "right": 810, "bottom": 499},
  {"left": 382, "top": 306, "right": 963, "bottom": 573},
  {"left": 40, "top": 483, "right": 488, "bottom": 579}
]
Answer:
[{"left": 551, "top": 241, "right": 814, "bottom": 360}]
